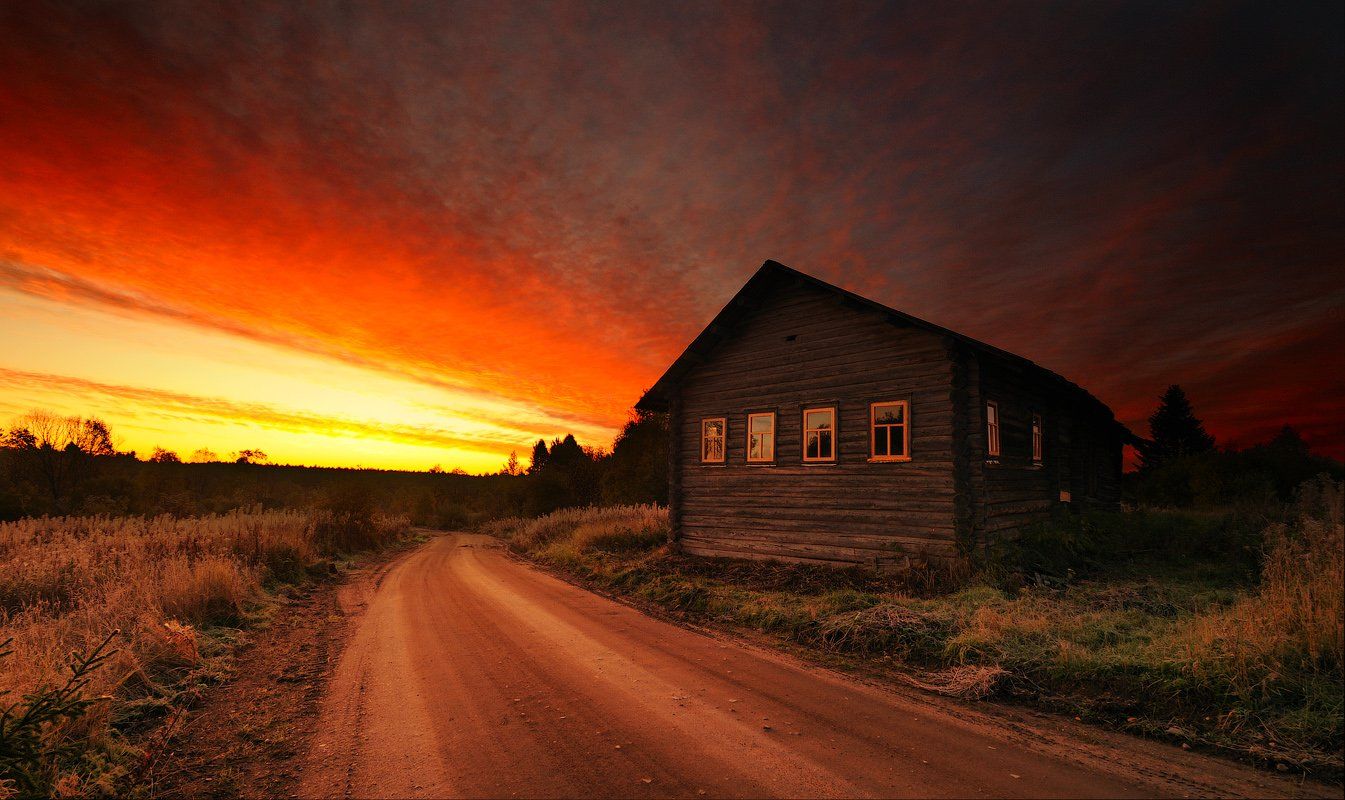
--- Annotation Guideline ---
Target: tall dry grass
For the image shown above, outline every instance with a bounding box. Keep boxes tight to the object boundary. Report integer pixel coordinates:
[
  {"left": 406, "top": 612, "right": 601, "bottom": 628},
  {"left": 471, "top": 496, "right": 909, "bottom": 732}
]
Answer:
[
  {"left": 1173, "top": 477, "right": 1343, "bottom": 706},
  {"left": 485, "top": 504, "right": 668, "bottom": 556},
  {"left": 0, "top": 507, "right": 408, "bottom": 794}
]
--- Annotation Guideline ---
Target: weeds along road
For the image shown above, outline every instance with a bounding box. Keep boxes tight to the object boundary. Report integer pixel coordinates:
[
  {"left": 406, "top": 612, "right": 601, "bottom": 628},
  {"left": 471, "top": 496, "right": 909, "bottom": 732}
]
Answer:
[{"left": 296, "top": 534, "right": 1322, "bottom": 799}]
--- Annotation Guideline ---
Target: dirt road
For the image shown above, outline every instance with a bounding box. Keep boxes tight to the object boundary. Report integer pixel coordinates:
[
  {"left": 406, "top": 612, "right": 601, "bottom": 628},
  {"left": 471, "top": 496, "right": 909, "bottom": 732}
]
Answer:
[{"left": 297, "top": 534, "right": 1326, "bottom": 799}]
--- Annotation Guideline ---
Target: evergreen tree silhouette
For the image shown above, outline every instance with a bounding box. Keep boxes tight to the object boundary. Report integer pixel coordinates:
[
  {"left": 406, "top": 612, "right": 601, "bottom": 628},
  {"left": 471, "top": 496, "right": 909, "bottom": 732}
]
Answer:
[
  {"left": 546, "top": 434, "right": 586, "bottom": 470},
  {"left": 527, "top": 439, "right": 549, "bottom": 475},
  {"left": 1139, "top": 385, "right": 1215, "bottom": 471},
  {"left": 600, "top": 410, "right": 667, "bottom": 504}
]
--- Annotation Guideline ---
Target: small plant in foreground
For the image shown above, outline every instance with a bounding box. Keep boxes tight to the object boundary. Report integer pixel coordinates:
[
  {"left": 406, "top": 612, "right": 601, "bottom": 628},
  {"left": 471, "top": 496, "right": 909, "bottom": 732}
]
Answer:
[{"left": 1, "top": 631, "right": 117, "bottom": 798}]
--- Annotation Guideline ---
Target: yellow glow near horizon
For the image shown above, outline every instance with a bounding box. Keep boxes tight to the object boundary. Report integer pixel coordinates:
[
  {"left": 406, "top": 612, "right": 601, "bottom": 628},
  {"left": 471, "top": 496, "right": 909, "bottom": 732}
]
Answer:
[{"left": 1, "top": 287, "right": 618, "bottom": 472}]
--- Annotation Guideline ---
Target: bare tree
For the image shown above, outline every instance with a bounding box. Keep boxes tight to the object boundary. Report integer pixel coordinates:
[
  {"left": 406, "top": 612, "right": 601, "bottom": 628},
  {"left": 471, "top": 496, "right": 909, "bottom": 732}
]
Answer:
[
  {"left": 233, "top": 449, "right": 268, "bottom": 465},
  {"left": 149, "top": 447, "right": 181, "bottom": 463},
  {"left": 189, "top": 448, "right": 218, "bottom": 463},
  {"left": 3, "top": 410, "right": 119, "bottom": 511}
]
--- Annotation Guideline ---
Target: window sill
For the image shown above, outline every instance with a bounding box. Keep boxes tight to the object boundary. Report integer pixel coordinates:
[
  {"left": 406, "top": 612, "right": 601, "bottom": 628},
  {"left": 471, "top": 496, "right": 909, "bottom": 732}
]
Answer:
[
  {"left": 868, "top": 456, "right": 912, "bottom": 463},
  {"left": 801, "top": 459, "right": 838, "bottom": 466},
  {"left": 745, "top": 461, "right": 776, "bottom": 467}
]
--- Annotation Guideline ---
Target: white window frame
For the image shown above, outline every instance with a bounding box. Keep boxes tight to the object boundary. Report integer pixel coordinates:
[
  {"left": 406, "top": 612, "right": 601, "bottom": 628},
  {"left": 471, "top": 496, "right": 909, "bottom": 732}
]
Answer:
[
  {"left": 985, "top": 400, "right": 1001, "bottom": 460},
  {"left": 701, "top": 417, "right": 726, "bottom": 464},
  {"left": 802, "top": 406, "right": 837, "bottom": 463},
  {"left": 746, "top": 412, "right": 776, "bottom": 463},
  {"left": 869, "top": 400, "right": 911, "bottom": 462},
  {"left": 1031, "top": 412, "right": 1043, "bottom": 465}
]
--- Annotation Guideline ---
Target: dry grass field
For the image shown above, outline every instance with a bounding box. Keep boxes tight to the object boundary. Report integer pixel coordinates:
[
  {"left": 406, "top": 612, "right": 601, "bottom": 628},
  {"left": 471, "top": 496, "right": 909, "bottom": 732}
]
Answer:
[
  {"left": 0, "top": 507, "right": 409, "bottom": 797},
  {"left": 491, "top": 479, "right": 1344, "bottom": 779}
]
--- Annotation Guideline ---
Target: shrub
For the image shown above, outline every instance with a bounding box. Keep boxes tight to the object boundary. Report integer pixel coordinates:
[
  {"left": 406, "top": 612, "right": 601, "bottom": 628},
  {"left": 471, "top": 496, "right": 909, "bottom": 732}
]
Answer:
[
  {"left": 799, "top": 604, "right": 953, "bottom": 660},
  {"left": 987, "top": 507, "right": 1263, "bottom": 587},
  {"left": 1170, "top": 477, "right": 1343, "bottom": 704},
  {"left": 493, "top": 505, "right": 668, "bottom": 555},
  {"left": 1, "top": 632, "right": 116, "bottom": 798}
]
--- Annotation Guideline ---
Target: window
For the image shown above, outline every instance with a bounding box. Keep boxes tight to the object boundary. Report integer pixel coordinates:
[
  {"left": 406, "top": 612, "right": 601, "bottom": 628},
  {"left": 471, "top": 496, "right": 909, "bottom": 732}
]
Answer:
[
  {"left": 747, "top": 412, "right": 775, "bottom": 463},
  {"left": 1031, "top": 413, "right": 1043, "bottom": 465},
  {"left": 985, "top": 401, "right": 1001, "bottom": 460},
  {"left": 870, "top": 401, "right": 910, "bottom": 461},
  {"left": 802, "top": 407, "right": 836, "bottom": 462},
  {"left": 701, "top": 418, "right": 726, "bottom": 463}
]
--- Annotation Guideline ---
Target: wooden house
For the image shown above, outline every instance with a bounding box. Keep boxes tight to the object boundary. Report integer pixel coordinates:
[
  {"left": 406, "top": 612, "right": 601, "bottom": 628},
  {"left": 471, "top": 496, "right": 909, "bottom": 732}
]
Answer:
[{"left": 636, "top": 260, "right": 1130, "bottom": 568}]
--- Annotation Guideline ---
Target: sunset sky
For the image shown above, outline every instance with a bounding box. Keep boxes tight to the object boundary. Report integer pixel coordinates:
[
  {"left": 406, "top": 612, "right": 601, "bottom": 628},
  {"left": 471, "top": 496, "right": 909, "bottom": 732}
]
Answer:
[{"left": 2, "top": 1, "right": 1342, "bottom": 471}]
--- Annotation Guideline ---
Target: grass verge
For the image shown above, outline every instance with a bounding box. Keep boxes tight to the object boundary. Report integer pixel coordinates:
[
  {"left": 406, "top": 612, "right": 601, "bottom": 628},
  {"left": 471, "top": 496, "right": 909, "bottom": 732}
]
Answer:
[
  {"left": 485, "top": 479, "right": 1343, "bottom": 781},
  {"left": 0, "top": 504, "right": 410, "bottom": 798}
]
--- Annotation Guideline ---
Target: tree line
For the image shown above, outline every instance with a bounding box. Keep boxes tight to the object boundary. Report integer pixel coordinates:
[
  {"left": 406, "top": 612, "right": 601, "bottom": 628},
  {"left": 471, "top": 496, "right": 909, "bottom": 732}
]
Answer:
[
  {"left": 1126, "top": 384, "right": 1341, "bottom": 507},
  {"left": 0, "top": 408, "right": 669, "bottom": 524}
]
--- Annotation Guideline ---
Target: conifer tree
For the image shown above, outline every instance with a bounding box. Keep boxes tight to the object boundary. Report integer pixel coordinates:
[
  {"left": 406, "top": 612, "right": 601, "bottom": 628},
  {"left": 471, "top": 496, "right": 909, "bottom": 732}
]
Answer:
[
  {"left": 1138, "top": 385, "right": 1215, "bottom": 471},
  {"left": 600, "top": 410, "right": 668, "bottom": 504},
  {"left": 527, "top": 439, "right": 549, "bottom": 474}
]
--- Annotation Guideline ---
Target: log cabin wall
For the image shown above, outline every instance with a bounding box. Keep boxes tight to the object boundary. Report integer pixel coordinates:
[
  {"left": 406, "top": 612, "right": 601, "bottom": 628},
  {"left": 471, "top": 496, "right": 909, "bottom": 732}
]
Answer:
[
  {"left": 1065, "top": 409, "right": 1124, "bottom": 511},
  {"left": 961, "top": 349, "right": 1123, "bottom": 548},
  {"left": 947, "top": 339, "right": 978, "bottom": 557},
  {"left": 666, "top": 391, "right": 683, "bottom": 546},
  {"left": 674, "top": 279, "right": 959, "bottom": 567},
  {"left": 964, "top": 352, "right": 1063, "bottom": 545}
]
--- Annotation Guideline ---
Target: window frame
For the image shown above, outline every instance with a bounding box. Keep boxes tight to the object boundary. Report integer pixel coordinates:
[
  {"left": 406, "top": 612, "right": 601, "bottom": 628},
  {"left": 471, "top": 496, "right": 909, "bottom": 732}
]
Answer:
[
  {"left": 985, "top": 400, "right": 1001, "bottom": 461},
  {"left": 801, "top": 405, "right": 838, "bottom": 463},
  {"left": 745, "top": 411, "right": 776, "bottom": 464},
  {"left": 700, "top": 417, "right": 727, "bottom": 464},
  {"left": 868, "top": 400, "right": 911, "bottom": 462},
  {"left": 1031, "top": 412, "right": 1044, "bottom": 466}
]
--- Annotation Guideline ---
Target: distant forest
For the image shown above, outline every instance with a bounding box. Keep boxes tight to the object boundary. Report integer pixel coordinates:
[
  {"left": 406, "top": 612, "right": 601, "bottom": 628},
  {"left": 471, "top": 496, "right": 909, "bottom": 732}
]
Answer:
[
  {"left": 0, "top": 409, "right": 668, "bottom": 525},
  {"left": 1, "top": 388, "right": 1339, "bottom": 525},
  {"left": 1125, "top": 385, "right": 1342, "bottom": 508}
]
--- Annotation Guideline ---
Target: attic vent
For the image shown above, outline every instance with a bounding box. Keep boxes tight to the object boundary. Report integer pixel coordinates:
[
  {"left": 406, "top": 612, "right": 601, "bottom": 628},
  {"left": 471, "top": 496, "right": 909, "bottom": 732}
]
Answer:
[{"left": 784, "top": 334, "right": 798, "bottom": 342}]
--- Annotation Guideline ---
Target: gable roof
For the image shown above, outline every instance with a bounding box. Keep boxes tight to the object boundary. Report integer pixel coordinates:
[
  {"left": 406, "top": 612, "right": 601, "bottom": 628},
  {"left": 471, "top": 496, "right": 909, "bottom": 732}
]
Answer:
[{"left": 636, "top": 260, "right": 1132, "bottom": 438}]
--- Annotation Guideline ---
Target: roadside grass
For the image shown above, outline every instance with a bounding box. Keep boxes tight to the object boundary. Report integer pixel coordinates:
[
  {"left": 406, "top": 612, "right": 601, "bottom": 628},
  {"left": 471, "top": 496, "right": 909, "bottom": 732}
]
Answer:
[
  {"left": 0, "top": 504, "right": 410, "bottom": 798},
  {"left": 487, "top": 478, "right": 1344, "bottom": 779}
]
